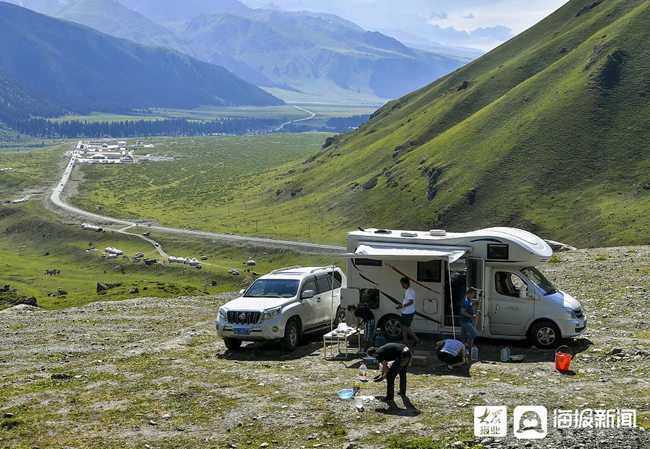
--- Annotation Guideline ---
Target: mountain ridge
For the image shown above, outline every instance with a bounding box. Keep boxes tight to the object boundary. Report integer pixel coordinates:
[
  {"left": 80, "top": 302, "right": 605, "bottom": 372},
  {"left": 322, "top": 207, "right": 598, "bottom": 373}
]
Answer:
[{"left": 0, "top": 2, "right": 282, "bottom": 121}]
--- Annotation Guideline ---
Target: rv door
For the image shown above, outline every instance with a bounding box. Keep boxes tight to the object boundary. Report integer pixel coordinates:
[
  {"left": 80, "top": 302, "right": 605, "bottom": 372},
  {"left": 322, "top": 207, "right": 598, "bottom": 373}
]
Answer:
[{"left": 467, "top": 257, "right": 485, "bottom": 332}]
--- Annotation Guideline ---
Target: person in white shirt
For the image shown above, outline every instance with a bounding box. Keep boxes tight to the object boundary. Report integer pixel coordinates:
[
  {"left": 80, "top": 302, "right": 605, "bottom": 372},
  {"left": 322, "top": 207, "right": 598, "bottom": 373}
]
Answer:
[
  {"left": 435, "top": 339, "right": 468, "bottom": 369},
  {"left": 396, "top": 277, "right": 422, "bottom": 347}
]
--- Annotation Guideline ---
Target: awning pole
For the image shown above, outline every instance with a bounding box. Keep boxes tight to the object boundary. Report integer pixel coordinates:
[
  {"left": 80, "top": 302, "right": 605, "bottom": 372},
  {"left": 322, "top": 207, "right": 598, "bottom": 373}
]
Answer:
[{"left": 448, "top": 258, "right": 456, "bottom": 339}]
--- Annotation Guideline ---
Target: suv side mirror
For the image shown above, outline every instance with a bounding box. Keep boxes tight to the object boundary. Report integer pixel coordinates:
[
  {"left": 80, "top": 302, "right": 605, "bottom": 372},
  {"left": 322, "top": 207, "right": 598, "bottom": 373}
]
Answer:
[{"left": 301, "top": 289, "right": 315, "bottom": 299}]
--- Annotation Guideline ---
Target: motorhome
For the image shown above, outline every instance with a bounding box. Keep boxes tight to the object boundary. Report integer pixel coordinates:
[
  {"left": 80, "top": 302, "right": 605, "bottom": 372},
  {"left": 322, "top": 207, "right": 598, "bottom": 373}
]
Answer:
[{"left": 340, "top": 227, "right": 587, "bottom": 349}]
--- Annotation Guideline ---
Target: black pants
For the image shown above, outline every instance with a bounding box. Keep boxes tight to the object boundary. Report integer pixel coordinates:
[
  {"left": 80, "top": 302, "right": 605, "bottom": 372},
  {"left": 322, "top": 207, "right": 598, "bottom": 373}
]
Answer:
[{"left": 386, "top": 350, "right": 412, "bottom": 399}]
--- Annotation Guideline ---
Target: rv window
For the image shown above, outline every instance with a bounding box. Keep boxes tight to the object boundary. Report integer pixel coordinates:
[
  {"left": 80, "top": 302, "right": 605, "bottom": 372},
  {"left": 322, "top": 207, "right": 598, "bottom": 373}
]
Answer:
[
  {"left": 417, "top": 260, "right": 442, "bottom": 282},
  {"left": 360, "top": 288, "right": 380, "bottom": 309},
  {"left": 487, "top": 244, "right": 509, "bottom": 260},
  {"left": 354, "top": 258, "right": 382, "bottom": 267}
]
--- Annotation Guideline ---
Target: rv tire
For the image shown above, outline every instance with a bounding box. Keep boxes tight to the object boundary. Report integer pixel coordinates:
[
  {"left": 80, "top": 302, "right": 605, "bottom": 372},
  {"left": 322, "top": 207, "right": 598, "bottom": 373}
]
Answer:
[
  {"left": 529, "top": 320, "right": 561, "bottom": 349},
  {"left": 379, "top": 314, "right": 403, "bottom": 341}
]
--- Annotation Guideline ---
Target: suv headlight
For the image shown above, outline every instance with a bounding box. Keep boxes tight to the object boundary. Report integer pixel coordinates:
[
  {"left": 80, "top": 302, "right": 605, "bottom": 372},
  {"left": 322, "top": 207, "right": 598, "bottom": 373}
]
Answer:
[
  {"left": 218, "top": 307, "right": 227, "bottom": 319},
  {"left": 260, "top": 306, "right": 281, "bottom": 322},
  {"left": 563, "top": 307, "right": 577, "bottom": 319}
]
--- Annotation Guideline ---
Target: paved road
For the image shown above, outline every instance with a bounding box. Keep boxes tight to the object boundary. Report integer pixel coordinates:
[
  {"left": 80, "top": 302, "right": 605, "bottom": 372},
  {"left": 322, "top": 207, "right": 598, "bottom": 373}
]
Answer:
[
  {"left": 275, "top": 105, "right": 317, "bottom": 131},
  {"left": 50, "top": 156, "right": 345, "bottom": 255}
]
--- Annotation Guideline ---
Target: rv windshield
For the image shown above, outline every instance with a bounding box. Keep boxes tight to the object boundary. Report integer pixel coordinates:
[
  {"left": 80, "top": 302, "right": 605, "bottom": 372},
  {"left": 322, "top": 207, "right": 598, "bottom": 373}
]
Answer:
[
  {"left": 244, "top": 279, "right": 299, "bottom": 298},
  {"left": 521, "top": 267, "right": 557, "bottom": 295}
]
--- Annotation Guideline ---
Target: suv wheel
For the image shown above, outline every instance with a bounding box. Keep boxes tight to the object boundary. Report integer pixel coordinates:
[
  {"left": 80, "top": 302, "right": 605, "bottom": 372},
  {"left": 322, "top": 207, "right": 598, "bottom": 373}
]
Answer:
[
  {"left": 379, "top": 314, "right": 402, "bottom": 341},
  {"left": 334, "top": 306, "right": 346, "bottom": 327},
  {"left": 223, "top": 337, "right": 242, "bottom": 350},
  {"left": 281, "top": 319, "right": 300, "bottom": 352},
  {"left": 530, "top": 320, "right": 560, "bottom": 349}
]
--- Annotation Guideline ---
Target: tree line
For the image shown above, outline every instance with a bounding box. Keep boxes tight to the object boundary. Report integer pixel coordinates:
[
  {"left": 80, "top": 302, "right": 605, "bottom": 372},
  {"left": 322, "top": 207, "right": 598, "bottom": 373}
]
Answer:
[{"left": 4, "top": 117, "right": 285, "bottom": 138}]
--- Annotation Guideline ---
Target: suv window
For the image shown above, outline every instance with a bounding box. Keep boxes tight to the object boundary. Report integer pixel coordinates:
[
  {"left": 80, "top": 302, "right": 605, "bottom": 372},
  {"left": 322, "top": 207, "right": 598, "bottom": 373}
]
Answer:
[
  {"left": 245, "top": 279, "right": 299, "bottom": 298},
  {"left": 301, "top": 277, "right": 317, "bottom": 295},
  {"left": 315, "top": 276, "right": 332, "bottom": 293},
  {"left": 332, "top": 271, "right": 342, "bottom": 288}
]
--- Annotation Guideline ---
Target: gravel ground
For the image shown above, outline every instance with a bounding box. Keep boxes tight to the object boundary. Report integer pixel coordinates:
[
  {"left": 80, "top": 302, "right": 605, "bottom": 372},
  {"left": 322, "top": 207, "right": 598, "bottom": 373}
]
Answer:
[{"left": 1, "top": 246, "right": 649, "bottom": 448}]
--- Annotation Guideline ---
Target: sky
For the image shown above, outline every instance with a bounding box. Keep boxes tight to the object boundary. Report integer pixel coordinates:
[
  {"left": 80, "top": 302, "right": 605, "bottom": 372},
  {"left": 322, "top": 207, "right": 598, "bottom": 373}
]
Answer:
[{"left": 240, "top": 0, "right": 570, "bottom": 51}]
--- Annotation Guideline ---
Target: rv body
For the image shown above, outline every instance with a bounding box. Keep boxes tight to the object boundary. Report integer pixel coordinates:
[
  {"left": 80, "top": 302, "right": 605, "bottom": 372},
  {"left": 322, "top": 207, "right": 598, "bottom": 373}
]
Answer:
[{"left": 340, "top": 227, "right": 587, "bottom": 349}]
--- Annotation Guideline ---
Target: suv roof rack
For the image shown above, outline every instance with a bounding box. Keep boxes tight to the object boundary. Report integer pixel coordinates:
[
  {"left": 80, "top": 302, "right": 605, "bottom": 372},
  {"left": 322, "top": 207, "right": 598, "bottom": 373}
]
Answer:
[
  {"left": 270, "top": 265, "right": 303, "bottom": 274},
  {"left": 309, "top": 266, "right": 336, "bottom": 274}
]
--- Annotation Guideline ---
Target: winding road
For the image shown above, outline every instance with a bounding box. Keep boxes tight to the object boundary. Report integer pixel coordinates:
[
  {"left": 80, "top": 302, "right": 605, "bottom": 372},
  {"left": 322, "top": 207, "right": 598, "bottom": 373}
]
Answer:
[{"left": 51, "top": 155, "right": 345, "bottom": 256}]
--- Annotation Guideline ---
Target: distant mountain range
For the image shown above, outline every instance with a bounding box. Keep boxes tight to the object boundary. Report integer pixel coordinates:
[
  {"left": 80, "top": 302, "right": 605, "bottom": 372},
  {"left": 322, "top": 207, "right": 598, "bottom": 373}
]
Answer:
[
  {"left": 5, "top": 0, "right": 473, "bottom": 102},
  {"left": 0, "top": 2, "right": 282, "bottom": 124},
  {"left": 245, "top": 0, "right": 650, "bottom": 247}
]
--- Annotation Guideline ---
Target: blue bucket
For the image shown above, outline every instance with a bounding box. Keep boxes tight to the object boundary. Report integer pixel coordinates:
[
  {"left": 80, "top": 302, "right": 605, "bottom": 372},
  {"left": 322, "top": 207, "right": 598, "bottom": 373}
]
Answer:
[{"left": 375, "top": 331, "right": 386, "bottom": 347}]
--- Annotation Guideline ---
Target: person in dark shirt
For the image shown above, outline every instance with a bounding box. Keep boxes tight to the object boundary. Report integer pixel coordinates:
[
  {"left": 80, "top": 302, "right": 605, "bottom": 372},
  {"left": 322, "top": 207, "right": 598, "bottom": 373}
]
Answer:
[
  {"left": 367, "top": 342, "right": 412, "bottom": 401},
  {"left": 347, "top": 304, "right": 376, "bottom": 351}
]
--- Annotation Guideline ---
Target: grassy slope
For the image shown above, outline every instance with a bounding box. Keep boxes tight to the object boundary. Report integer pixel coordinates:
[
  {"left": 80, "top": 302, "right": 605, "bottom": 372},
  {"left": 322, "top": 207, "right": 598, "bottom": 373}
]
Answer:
[
  {"left": 69, "top": 134, "right": 351, "bottom": 243},
  {"left": 0, "top": 143, "right": 331, "bottom": 310},
  {"left": 244, "top": 0, "right": 650, "bottom": 248}
]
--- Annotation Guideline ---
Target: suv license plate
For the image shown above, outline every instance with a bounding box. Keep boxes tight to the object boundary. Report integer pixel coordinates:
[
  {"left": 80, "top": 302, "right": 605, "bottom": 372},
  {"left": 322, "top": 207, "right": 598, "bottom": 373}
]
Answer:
[{"left": 234, "top": 328, "right": 250, "bottom": 335}]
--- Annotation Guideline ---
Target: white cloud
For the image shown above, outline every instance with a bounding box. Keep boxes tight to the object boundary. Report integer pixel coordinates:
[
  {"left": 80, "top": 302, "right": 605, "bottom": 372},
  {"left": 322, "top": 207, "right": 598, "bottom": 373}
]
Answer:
[{"left": 240, "top": 0, "right": 570, "bottom": 50}]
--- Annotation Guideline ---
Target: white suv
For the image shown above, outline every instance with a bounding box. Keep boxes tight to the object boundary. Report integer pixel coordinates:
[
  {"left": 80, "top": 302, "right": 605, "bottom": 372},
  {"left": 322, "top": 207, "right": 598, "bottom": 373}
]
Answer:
[{"left": 216, "top": 266, "right": 347, "bottom": 352}]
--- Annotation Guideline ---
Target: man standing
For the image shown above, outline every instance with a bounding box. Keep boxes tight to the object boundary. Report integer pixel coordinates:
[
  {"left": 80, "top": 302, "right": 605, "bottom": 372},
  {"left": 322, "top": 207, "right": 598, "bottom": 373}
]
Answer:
[
  {"left": 347, "top": 304, "right": 375, "bottom": 351},
  {"left": 396, "top": 277, "right": 422, "bottom": 347},
  {"left": 459, "top": 287, "right": 478, "bottom": 348},
  {"left": 367, "top": 342, "right": 412, "bottom": 400}
]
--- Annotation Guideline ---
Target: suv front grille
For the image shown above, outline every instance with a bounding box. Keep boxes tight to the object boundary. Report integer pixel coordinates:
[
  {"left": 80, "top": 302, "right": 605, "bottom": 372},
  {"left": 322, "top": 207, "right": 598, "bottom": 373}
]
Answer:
[{"left": 227, "top": 311, "right": 260, "bottom": 325}]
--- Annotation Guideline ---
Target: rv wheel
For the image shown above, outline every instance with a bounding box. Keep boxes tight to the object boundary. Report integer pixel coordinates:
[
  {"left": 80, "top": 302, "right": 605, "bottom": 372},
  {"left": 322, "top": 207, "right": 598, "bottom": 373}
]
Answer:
[
  {"left": 379, "top": 315, "right": 403, "bottom": 341},
  {"left": 530, "top": 321, "right": 560, "bottom": 349}
]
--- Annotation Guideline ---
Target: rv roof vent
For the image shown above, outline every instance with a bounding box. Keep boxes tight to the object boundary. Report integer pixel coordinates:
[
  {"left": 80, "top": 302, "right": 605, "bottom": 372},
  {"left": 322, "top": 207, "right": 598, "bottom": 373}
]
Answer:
[
  {"left": 429, "top": 229, "right": 446, "bottom": 236},
  {"left": 374, "top": 229, "right": 392, "bottom": 234},
  {"left": 401, "top": 232, "right": 418, "bottom": 237}
]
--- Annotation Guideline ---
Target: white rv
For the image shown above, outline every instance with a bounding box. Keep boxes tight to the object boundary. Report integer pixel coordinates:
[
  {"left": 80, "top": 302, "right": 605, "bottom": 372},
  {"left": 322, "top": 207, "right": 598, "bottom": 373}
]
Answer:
[{"left": 340, "top": 227, "right": 587, "bottom": 349}]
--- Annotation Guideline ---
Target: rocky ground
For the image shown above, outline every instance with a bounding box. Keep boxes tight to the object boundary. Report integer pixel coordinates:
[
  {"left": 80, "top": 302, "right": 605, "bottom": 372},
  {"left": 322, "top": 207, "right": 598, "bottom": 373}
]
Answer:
[{"left": 1, "top": 246, "right": 649, "bottom": 448}]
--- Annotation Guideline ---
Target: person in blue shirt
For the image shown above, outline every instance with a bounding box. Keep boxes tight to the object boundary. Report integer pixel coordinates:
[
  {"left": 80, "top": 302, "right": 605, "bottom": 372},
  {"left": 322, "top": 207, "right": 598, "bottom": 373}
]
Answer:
[{"left": 459, "top": 287, "right": 477, "bottom": 348}]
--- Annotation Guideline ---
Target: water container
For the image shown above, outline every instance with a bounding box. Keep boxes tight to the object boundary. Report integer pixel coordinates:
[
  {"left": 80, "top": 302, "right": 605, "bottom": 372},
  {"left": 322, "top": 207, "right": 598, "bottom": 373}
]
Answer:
[
  {"left": 358, "top": 362, "right": 368, "bottom": 381},
  {"left": 500, "top": 346, "right": 511, "bottom": 362},
  {"left": 354, "top": 391, "right": 363, "bottom": 410},
  {"left": 471, "top": 346, "right": 479, "bottom": 362},
  {"left": 375, "top": 331, "right": 386, "bottom": 347}
]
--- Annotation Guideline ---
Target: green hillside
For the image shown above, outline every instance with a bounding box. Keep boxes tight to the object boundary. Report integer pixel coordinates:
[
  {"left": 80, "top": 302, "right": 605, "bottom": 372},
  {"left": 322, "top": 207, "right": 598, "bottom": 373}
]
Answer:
[{"left": 234, "top": 0, "right": 650, "bottom": 247}]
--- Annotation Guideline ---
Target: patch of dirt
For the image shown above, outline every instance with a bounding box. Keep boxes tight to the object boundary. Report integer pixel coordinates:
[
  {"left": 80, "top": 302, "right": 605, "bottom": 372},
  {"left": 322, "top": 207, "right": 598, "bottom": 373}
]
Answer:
[{"left": 0, "top": 246, "right": 649, "bottom": 448}]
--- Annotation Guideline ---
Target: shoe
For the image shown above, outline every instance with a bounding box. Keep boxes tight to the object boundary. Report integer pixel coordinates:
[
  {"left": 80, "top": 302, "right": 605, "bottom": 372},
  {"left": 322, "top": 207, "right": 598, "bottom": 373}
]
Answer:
[
  {"left": 446, "top": 365, "right": 454, "bottom": 371},
  {"left": 412, "top": 340, "right": 422, "bottom": 348}
]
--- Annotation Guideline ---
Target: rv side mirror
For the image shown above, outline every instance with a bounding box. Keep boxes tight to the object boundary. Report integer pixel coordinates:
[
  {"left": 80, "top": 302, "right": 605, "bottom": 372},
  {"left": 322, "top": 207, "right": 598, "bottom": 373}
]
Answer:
[
  {"left": 301, "top": 289, "right": 315, "bottom": 299},
  {"left": 518, "top": 285, "right": 528, "bottom": 299}
]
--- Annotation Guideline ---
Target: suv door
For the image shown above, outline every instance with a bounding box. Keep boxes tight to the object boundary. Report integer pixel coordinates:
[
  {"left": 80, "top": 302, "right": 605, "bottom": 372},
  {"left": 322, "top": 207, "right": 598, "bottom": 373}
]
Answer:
[
  {"left": 299, "top": 276, "right": 319, "bottom": 329},
  {"left": 315, "top": 274, "right": 334, "bottom": 325}
]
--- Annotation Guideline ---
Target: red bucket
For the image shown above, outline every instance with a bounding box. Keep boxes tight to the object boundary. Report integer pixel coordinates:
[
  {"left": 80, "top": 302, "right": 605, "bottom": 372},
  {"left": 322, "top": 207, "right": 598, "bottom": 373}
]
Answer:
[{"left": 555, "top": 345, "right": 573, "bottom": 372}]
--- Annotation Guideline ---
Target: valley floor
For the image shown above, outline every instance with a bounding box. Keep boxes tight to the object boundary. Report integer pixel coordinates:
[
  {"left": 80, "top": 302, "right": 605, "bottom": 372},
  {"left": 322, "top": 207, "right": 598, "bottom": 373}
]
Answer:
[{"left": 1, "top": 246, "right": 649, "bottom": 448}]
